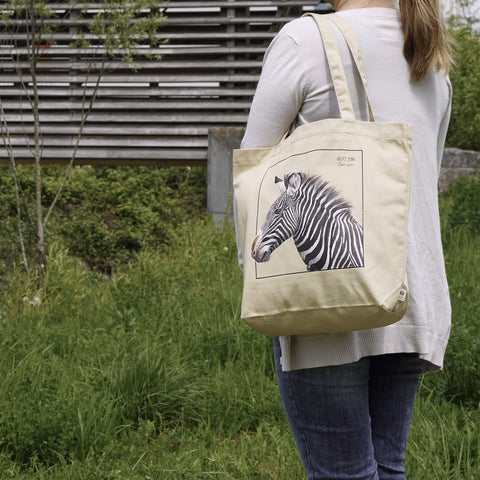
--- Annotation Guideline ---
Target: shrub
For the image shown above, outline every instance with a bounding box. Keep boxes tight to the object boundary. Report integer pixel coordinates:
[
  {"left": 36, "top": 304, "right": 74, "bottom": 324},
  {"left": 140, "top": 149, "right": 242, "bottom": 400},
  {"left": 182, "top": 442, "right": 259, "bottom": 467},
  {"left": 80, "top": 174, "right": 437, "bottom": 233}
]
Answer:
[
  {"left": 421, "top": 176, "right": 480, "bottom": 408},
  {"left": 446, "top": 27, "right": 480, "bottom": 151},
  {"left": 443, "top": 173, "right": 480, "bottom": 236},
  {"left": 0, "top": 165, "right": 207, "bottom": 277},
  {"left": 49, "top": 166, "right": 207, "bottom": 272}
]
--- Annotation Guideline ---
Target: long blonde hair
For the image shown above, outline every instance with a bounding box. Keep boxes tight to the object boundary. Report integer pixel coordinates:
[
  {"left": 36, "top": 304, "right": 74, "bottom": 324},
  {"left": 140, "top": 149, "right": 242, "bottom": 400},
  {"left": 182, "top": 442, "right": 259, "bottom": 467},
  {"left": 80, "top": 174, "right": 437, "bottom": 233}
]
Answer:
[{"left": 399, "top": 0, "right": 453, "bottom": 81}]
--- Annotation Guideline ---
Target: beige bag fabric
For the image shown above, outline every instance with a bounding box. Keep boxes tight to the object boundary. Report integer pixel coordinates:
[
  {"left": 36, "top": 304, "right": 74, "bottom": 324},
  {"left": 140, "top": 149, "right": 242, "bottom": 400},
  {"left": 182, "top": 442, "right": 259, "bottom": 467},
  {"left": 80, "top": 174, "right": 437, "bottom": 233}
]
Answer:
[{"left": 233, "top": 13, "right": 412, "bottom": 336}]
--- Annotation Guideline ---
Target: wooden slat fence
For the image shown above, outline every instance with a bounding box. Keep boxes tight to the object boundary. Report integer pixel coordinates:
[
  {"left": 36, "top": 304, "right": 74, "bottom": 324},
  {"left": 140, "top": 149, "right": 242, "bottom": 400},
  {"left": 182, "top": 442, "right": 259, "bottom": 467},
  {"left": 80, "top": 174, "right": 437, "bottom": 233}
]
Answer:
[{"left": 0, "top": 0, "right": 320, "bottom": 166}]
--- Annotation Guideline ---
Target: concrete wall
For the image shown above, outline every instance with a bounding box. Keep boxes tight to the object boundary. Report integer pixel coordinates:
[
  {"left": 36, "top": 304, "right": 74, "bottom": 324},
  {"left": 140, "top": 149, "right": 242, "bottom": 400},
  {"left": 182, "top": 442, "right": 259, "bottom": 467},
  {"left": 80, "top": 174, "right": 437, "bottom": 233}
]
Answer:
[
  {"left": 207, "top": 127, "right": 245, "bottom": 223},
  {"left": 207, "top": 129, "right": 480, "bottom": 221}
]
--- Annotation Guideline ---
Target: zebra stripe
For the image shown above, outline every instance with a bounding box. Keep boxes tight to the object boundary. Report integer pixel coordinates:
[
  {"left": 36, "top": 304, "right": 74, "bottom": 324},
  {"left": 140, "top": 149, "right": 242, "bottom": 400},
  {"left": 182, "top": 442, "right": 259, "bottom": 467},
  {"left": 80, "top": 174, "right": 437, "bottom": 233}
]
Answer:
[{"left": 251, "top": 171, "right": 364, "bottom": 271}]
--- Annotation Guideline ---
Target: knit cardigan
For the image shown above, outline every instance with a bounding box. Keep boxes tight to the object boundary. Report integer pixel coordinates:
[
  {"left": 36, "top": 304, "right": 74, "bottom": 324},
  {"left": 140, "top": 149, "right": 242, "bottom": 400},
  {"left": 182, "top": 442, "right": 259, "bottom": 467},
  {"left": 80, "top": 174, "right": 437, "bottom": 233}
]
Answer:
[{"left": 240, "top": 8, "right": 452, "bottom": 372}]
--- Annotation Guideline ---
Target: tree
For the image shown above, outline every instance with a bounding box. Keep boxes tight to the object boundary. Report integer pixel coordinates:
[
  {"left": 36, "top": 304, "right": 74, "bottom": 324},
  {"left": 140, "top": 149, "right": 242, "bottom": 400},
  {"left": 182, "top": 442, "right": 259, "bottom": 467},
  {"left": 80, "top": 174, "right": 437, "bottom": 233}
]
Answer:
[
  {"left": 447, "top": 0, "right": 480, "bottom": 29},
  {"left": 0, "top": 0, "right": 165, "bottom": 280}
]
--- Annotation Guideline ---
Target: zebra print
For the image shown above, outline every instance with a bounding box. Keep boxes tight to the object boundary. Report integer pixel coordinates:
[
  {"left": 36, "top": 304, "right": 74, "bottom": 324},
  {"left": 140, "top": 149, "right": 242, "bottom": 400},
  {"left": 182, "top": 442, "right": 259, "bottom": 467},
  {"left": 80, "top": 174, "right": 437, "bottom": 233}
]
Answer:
[{"left": 251, "top": 170, "right": 364, "bottom": 271}]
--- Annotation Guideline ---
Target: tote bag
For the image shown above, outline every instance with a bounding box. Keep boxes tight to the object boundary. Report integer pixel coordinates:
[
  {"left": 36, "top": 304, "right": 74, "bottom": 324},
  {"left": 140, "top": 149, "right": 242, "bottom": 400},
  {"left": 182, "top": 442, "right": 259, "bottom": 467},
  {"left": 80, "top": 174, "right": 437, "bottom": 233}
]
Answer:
[{"left": 233, "top": 13, "right": 412, "bottom": 336}]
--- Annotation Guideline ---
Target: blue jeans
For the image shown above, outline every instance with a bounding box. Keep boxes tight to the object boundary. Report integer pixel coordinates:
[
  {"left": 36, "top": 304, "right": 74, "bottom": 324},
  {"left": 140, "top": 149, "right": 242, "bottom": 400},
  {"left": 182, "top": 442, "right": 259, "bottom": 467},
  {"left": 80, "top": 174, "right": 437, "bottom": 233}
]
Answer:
[{"left": 274, "top": 338, "right": 423, "bottom": 480}]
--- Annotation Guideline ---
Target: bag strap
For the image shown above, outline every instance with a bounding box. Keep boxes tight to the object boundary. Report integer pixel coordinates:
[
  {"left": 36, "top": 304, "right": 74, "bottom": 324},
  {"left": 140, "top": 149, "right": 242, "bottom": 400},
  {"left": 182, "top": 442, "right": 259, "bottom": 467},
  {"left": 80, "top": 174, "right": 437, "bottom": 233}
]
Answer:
[
  {"left": 326, "top": 14, "right": 374, "bottom": 121},
  {"left": 303, "top": 13, "right": 375, "bottom": 122}
]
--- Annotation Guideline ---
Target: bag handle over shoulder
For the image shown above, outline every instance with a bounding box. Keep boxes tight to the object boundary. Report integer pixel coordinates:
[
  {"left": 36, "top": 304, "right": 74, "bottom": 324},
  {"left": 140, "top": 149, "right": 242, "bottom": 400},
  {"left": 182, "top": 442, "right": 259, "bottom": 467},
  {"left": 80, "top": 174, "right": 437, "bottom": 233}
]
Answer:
[
  {"left": 327, "top": 14, "right": 374, "bottom": 121},
  {"left": 303, "top": 13, "right": 375, "bottom": 122}
]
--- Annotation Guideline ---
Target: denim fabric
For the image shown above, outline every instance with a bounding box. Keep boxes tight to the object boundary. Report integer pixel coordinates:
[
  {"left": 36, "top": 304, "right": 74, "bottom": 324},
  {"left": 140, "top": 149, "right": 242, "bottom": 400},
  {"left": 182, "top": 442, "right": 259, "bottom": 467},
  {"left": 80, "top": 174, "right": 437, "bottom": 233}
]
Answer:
[{"left": 274, "top": 338, "right": 423, "bottom": 480}]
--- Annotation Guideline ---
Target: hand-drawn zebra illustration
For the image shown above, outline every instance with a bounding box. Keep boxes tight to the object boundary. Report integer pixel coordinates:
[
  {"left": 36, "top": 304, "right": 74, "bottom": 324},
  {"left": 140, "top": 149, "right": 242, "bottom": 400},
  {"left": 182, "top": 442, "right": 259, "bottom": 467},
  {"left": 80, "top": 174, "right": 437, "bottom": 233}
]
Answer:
[{"left": 251, "top": 170, "right": 364, "bottom": 271}]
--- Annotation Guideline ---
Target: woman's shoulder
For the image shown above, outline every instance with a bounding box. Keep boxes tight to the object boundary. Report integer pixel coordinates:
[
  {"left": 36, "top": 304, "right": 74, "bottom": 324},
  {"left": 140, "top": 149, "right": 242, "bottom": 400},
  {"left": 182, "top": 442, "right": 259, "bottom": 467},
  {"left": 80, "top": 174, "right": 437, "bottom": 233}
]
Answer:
[{"left": 277, "top": 15, "right": 320, "bottom": 46}]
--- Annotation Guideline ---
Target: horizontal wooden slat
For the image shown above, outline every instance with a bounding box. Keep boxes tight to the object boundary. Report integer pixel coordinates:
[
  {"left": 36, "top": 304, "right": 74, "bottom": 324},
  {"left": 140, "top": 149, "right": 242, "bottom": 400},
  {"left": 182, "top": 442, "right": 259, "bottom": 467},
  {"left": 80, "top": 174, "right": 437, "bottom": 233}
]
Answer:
[
  {"left": 0, "top": 73, "right": 260, "bottom": 82},
  {"left": 4, "top": 1, "right": 317, "bottom": 9},
  {"left": 4, "top": 136, "right": 208, "bottom": 148},
  {"left": 0, "top": 87, "right": 256, "bottom": 98},
  {"left": 0, "top": 46, "right": 268, "bottom": 56},
  {"left": 1, "top": 125, "right": 209, "bottom": 135},
  {"left": 2, "top": 113, "right": 249, "bottom": 123},
  {"left": 0, "top": 32, "right": 278, "bottom": 41},
  {"left": 0, "top": 61, "right": 264, "bottom": 72},
  {"left": 162, "top": 0, "right": 317, "bottom": 7},
  {"left": 0, "top": 147, "right": 208, "bottom": 160},
  {"left": 0, "top": 99, "right": 252, "bottom": 110},
  {"left": 47, "top": 1, "right": 315, "bottom": 7},
  {"left": 164, "top": 15, "right": 300, "bottom": 25},
  {"left": 1, "top": 15, "right": 298, "bottom": 27}
]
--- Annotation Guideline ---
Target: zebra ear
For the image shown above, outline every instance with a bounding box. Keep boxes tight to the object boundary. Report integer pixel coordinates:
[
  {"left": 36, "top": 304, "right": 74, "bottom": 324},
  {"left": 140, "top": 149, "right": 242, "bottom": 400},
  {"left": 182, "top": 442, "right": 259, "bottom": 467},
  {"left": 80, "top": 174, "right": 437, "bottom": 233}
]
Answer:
[
  {"left": 285, "top": 171, "right": 301, "bottom": 194},
  {"left": 275, "top": 176, "right": 286, "bottom": 195}
]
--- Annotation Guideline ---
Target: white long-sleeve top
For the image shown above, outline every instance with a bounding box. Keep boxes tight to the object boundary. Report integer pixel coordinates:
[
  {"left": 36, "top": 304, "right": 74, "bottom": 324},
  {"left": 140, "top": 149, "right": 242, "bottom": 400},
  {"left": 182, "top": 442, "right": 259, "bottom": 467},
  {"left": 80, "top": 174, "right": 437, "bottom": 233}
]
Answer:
[{"left": 240, "top": 8, "right": 452, "bottom": 372}]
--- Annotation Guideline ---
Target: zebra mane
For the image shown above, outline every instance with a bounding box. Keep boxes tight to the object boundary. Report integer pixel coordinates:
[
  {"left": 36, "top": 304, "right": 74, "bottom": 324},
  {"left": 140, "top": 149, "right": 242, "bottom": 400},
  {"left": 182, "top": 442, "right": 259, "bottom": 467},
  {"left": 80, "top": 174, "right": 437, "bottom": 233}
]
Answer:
[{"left": 300, "top": 172, "right": 353, "bottom": 212}]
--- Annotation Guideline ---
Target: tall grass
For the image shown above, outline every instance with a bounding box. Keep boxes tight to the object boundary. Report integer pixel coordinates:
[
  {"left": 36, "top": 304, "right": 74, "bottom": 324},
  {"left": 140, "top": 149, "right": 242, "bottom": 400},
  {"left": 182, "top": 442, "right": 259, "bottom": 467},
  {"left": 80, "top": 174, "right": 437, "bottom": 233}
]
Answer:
[
  {"left": 0, "top": 187, "right": 479, "bottom": 478},
  {"left": 0, "top": 218, "right": 286, "bottom": 478},
  {"left": 406, "top": 393, "right": 480, "bottom": 479}
]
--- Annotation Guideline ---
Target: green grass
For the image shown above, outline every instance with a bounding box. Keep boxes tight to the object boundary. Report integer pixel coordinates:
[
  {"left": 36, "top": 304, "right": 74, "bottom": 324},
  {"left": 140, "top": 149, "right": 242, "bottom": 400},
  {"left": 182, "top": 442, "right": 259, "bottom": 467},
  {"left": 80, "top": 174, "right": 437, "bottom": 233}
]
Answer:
[
  {"left": 406, "top": 394, "right": 480, "bottom": 479},
  {"left": 0, "top": 203, "right": 479, "bottom": 478}
]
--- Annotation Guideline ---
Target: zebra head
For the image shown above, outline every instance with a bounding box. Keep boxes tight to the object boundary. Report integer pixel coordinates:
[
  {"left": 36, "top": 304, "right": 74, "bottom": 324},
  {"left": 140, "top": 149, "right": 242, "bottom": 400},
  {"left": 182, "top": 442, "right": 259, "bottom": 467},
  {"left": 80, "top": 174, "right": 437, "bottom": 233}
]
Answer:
[{"left": 251, "top": 171, "right": 302, "bottom": 263}]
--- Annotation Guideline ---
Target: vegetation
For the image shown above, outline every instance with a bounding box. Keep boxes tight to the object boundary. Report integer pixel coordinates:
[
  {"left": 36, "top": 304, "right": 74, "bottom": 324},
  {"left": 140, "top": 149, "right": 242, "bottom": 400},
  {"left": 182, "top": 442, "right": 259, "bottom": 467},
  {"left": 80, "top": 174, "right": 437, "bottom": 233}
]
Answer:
[
  {"left": 421, "top": 174, "right": 480, "bottom": 410},
  {"left": 0, "top": 170, "right": 480, "bottom": 478},
  {"left": 0, "top": 165, "right": 206, "bottom": 278},
  {"left": 0, "top": 0, "right": 165, "bottom": 275},
  {"left": 0, "top": 4, "right": 479, "bottom": 477},
  {"left": 0, "top": 0, "right": 477, "bottom": 280},
  {"left": 446, "top": 26, "right": 480, "bottom": 151}
]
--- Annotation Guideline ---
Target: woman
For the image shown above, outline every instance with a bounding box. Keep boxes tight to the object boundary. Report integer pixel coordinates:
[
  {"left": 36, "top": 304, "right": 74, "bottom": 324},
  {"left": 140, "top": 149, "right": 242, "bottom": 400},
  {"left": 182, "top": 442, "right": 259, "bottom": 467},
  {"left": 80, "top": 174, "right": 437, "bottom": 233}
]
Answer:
[{"left": 240, "top": 0, "right": 452, "bottom": 478}]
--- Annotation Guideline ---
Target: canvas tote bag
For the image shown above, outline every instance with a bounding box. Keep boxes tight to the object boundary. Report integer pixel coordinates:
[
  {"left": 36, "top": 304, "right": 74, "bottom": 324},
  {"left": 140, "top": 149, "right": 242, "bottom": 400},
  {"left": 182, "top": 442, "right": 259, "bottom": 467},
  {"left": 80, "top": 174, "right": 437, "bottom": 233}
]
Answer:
[{"left": 233, "top": 13, "right": 412, "bottom": 336}]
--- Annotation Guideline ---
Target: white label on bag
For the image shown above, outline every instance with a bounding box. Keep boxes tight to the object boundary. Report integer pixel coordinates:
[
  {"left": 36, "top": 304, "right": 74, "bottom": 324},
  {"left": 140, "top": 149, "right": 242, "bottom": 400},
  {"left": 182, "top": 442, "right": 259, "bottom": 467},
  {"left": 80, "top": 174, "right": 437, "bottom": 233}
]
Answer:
[{"left": 398, "top": 289, "right": 407, "bottom": 302}]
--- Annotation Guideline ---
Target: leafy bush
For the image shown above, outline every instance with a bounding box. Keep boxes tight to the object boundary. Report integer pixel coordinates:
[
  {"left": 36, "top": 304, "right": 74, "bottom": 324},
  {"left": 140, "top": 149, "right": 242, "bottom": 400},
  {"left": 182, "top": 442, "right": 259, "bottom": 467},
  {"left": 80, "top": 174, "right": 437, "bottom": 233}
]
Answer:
[
  {"left": 49, "top": 166, "right": 207, "bottom": 272},
  {"left": 0, "top": 165, "right": 207, "bottom": 276},
  {"left": 446, "top": 27, "right": 480, "bottom": 151},
  {"left": 421, "top": 175, "right": 480, "bottom": 408},
  {"left": 443, "top": 173, "right": 480, "bottom": 235}
]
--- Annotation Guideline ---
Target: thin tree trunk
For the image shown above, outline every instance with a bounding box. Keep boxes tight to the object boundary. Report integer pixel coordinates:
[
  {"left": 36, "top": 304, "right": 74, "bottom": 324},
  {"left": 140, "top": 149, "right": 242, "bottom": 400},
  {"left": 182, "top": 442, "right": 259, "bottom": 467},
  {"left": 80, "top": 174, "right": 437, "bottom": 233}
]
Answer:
[
  {"left": 0, "top": 101, "right": 29, "bottom": 272},
  {"left": 28, "top": 0, "right": 47, "bottom": 277},
  {"left": 44, "top": 61, "right": 106, "bottom": 228}
]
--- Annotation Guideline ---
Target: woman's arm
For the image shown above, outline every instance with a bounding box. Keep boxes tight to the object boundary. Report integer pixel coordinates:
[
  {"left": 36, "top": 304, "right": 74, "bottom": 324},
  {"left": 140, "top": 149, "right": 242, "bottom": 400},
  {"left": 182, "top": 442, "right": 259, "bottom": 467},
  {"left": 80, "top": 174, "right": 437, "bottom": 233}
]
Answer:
[{"left": 241, "top": 31, "right": 307, "bottom": 149}]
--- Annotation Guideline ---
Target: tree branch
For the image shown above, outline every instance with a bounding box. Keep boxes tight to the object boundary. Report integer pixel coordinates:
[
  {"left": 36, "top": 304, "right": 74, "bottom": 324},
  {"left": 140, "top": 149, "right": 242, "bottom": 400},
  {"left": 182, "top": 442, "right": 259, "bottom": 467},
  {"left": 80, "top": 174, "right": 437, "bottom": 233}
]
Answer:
[{"left": 0, "top": 99, "right": 29, "bottom": 272}]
